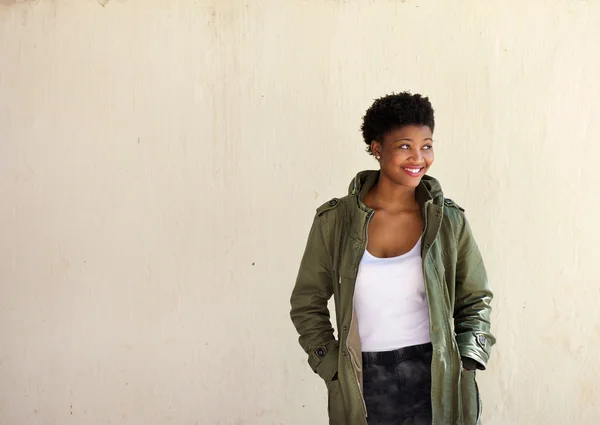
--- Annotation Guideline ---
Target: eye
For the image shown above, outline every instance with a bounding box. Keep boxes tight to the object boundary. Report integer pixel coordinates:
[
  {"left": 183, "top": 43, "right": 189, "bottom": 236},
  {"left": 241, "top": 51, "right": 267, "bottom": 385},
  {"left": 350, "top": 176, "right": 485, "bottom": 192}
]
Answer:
[
  {"left": 423, "top": 144, "right": 433, "bottom": 150},
  {"left": 399, "top": 144, "right": 410, "bottom": 150}
]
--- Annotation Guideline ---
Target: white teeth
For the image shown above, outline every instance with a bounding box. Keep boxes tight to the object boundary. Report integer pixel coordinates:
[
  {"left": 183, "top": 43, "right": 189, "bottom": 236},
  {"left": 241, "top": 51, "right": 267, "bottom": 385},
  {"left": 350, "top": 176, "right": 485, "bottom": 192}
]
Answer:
[{"left": 405, "top": 168, "right": 421, "bottom": 173}]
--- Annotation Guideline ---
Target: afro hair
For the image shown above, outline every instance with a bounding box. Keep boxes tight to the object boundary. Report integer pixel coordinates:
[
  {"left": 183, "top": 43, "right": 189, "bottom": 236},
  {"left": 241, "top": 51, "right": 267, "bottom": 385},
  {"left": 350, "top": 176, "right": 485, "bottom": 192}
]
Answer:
[{"left": 361, "top": 92, "right": 435, "bottom": 155}]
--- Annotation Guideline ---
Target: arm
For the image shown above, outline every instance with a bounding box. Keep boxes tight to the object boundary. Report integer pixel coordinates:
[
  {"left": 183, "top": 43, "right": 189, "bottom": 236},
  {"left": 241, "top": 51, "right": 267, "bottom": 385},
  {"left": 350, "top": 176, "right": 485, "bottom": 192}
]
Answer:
[
  {"left": 290, "top": 213, "right": 339, "bottom": 382},
  {"left": 454, "top": 216, "right": 496, "bottom": 370}
]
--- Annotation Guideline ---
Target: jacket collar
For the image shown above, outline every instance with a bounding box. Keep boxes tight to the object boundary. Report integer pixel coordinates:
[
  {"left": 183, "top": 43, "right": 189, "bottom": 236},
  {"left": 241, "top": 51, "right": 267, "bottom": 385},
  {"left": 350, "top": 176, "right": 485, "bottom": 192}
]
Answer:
[
  {"left": 348, "top": 169, "right": 445, "bottom": 211},
  {"left": 347, "top": 170, "right": 445, "bottom": 252}
]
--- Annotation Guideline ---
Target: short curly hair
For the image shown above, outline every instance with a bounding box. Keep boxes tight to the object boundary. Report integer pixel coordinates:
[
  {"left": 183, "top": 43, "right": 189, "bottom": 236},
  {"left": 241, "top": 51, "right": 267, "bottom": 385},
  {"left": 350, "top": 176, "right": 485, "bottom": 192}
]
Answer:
[{"left": 361, "top": 92, "right": 435, "bottom": 155}]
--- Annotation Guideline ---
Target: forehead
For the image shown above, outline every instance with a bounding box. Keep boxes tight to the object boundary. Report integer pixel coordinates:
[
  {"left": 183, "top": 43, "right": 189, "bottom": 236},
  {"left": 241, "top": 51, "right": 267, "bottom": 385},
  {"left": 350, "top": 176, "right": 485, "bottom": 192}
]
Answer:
[{"left": 384, "top": 124, "right": 433, "bottom": 141}]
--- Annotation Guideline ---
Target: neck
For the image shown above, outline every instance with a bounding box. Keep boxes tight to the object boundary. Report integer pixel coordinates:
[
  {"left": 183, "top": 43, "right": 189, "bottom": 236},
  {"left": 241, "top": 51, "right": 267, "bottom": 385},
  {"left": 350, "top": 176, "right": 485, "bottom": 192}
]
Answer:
[{"left": 370, "top": 173, "right": 419, "bottom": 210}]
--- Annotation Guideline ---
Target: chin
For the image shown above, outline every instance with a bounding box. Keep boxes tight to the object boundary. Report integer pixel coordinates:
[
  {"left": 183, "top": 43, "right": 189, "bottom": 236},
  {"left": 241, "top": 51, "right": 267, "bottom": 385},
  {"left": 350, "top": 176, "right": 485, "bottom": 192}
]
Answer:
[
  {"left": 402, "top": 179, "right": 422, "bottom": 188},
  {"left": 390, "top": 176, "right": 422, "bottom": 188},
  {"left": 400, "top": 172, "right": 426, "bottom": 186}
]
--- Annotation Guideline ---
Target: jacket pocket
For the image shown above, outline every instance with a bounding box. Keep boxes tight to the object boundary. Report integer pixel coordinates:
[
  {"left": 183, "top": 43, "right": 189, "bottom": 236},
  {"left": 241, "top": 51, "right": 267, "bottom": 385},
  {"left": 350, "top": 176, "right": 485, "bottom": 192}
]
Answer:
[
  {"left": 326, "top": 379, "right": 347, "bottom": 425},
  {"left": 460, "top": 369, "right": 481, "bottom": 425}
]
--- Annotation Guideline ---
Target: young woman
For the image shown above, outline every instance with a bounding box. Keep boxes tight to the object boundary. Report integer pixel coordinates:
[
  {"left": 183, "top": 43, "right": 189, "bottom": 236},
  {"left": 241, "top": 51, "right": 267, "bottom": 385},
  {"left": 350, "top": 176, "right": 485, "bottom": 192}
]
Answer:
[{"left": 290, "top": 92, "right": 495, "bottom": 425}]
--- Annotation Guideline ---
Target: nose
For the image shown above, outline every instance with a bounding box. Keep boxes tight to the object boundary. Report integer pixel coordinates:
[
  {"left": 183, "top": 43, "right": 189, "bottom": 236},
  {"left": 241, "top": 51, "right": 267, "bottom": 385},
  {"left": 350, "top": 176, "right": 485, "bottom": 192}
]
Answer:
[{"left": 410, "top": 147, "right": 424, "bottom": 163}]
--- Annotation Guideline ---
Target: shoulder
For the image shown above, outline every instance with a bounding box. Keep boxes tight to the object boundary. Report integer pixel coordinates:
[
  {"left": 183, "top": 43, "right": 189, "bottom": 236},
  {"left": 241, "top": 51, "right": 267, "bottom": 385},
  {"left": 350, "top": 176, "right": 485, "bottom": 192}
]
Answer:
[
  {"left": 316, "top": 195, "right": 350, "bottom": 217},
  {"left": 441, "top": 197, "right": 468, "bottom": 237},
  {"left": 443, "top": 197, "right": 465, "bottom": 213},
  {"left": 312, "top": 195, "right": 349, "bottom": 246}
]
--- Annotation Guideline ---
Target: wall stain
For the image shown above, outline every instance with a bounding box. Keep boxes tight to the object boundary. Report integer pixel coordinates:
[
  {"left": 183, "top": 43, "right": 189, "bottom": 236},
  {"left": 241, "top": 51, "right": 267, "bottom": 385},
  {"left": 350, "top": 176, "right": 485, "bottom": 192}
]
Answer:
[{"left": 98, "top": 0, "right": 128, "bottom": 6}]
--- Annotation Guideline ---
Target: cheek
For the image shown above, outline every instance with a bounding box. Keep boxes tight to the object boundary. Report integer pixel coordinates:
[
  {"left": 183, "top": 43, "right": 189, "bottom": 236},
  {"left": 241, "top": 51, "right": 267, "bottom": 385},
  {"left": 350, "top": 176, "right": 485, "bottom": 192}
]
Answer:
[
  {"left": 386, "top": 150, "right": 407, "bottom": 163},
  {"left": 425, "top": 151, "right": 435, "bottom": 164}
]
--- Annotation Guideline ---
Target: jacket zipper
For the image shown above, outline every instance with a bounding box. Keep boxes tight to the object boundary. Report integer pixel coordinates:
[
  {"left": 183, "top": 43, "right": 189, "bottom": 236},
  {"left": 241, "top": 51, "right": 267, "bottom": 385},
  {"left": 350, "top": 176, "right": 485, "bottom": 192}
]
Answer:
[{"left": 346, "top": 210, "right": 374, "bottom": 418}]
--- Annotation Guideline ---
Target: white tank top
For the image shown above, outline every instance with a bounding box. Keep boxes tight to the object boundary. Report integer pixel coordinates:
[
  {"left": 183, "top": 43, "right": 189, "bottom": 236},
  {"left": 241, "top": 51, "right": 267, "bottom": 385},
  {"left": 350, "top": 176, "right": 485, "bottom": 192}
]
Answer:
[{"left": 354, "top": 237, "right": 431, "bottom": 352}]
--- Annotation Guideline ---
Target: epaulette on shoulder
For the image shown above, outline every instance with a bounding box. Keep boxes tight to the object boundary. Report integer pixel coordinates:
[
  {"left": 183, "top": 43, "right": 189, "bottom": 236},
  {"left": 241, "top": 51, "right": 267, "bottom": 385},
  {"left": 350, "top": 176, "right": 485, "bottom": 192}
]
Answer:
[
  {"left": 316, "top": 198, "right": 340, "bottom": 216},
  {"left": 443, "top": 198, "right": 465, "bottom": 212}
]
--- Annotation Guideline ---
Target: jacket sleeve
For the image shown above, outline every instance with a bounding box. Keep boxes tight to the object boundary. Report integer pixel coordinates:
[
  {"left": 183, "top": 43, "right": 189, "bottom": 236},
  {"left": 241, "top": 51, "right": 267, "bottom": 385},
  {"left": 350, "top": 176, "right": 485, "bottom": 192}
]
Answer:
[
  {"left": 290, "top": 213, "right": 339, "bottom": 382},
  {"left": 453, "top": 215, "right": 496, "bottom": 370}
]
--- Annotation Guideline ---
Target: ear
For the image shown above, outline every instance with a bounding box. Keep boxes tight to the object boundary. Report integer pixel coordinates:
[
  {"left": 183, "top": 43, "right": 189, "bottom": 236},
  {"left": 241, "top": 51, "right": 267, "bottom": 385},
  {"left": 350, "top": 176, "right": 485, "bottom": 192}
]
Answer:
[{"left": 370, "top": 140, "right": 381, "bottom": 157}]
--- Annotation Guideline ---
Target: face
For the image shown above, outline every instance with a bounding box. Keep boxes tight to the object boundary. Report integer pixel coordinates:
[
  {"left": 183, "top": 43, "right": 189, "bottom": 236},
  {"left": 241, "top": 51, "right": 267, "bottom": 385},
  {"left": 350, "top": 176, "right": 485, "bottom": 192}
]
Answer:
[{"left": 371, "top": 125, "right": 434, "bottom": 188}]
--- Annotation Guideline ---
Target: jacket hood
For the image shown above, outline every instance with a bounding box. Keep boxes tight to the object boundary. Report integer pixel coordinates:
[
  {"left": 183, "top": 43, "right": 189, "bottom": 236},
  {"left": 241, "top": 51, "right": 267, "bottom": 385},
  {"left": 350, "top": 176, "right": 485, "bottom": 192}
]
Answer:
[{"left": 348, "top": 169, "right": 444, "bottom": 210}]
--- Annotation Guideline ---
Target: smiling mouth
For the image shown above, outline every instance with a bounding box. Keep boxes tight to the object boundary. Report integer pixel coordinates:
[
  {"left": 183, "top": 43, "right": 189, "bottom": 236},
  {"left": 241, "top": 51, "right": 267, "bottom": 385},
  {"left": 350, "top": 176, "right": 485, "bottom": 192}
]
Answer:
[{"left": 402, "top": 166, "right": 425, "bottom": 176}]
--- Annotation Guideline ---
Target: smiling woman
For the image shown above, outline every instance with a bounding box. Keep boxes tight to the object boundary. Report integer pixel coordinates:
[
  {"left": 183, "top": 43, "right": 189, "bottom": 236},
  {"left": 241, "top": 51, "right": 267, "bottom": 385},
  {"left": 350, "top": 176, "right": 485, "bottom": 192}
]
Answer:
[
  {"left": 371, "top": 124, "right": 434, "bottom": 189},
  {"left": 290, "top": 92, "right": 495, "bottom": 425}
]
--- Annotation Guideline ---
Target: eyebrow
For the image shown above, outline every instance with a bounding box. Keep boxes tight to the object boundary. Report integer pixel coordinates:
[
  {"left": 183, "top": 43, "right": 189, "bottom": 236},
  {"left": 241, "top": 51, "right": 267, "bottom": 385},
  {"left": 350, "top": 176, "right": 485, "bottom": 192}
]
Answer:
[{"left": 393, "top": 138, "right": 434, "bottom": 142}]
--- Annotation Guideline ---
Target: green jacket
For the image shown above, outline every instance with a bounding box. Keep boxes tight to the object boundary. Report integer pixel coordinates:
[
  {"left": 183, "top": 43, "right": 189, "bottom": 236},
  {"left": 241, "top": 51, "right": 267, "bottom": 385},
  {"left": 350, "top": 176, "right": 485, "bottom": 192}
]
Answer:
[{"left": 290, "top": 170, "right": 495, "bottom": 425}]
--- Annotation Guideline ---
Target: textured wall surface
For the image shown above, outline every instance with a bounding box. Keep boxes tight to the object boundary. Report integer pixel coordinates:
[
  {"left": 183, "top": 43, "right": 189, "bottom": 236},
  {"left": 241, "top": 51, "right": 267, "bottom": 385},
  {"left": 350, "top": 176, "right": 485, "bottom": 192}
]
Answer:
[{"left": 1, "top": 1, "right": 600, "bottom": 424}]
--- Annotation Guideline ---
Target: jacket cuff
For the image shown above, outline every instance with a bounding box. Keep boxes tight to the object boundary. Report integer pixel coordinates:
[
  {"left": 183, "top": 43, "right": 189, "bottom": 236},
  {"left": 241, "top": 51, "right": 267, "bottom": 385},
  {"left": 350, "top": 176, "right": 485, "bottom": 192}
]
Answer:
[
  {"left": 307, "top": 339, "right": 339, "bottom": 382},
  {"left": 461, "top": 357, "right": 482, "bottom": 371},
  {"left": 455, "top": 332, "right": 493, "bottom": 370}
]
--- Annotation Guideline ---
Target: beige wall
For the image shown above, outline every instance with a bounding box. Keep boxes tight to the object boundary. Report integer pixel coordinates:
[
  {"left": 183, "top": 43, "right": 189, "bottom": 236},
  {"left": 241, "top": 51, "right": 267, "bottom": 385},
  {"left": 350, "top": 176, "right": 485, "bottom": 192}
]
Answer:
[{"left": 2, "top": 1, "right": 600, "bottom": 424}]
